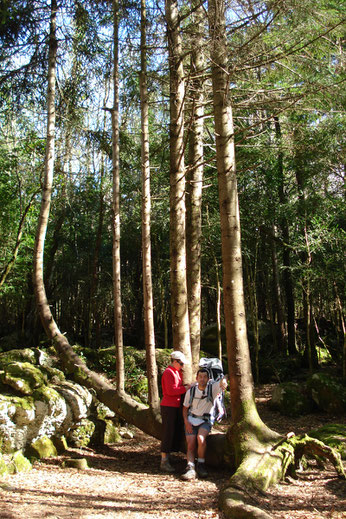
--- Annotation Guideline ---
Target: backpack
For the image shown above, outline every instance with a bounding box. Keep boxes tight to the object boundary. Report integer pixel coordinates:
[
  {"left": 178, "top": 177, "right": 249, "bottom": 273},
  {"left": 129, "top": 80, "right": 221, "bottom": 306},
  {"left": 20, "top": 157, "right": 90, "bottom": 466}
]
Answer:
[{"left": 188, "top": 357, "right": 227, "bottom": 424}]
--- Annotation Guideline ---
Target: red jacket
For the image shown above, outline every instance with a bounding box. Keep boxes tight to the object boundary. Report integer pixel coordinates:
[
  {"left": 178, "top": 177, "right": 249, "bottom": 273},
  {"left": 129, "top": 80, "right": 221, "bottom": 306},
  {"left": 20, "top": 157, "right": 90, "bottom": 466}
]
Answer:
[{"left": 160, "top": 365, "right": 186, "bottom": 407}]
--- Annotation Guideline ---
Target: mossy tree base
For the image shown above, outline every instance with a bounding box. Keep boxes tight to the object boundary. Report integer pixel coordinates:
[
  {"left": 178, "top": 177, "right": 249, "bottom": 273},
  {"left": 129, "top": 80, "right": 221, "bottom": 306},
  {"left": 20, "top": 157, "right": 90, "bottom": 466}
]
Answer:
[{"left": 220, "top": 432, "right": 345, "bottom": 519}]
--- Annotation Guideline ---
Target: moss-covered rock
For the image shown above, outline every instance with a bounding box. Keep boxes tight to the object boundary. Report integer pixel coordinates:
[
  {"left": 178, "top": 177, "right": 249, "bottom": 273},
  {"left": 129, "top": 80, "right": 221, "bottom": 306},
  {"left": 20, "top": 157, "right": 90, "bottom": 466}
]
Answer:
[
  {"left": 307, "top": 372, "right": 346, "bottom": 414},
  {"left": 64, "top": 457, "right": 88, "bottom": 470},
  {"left": 309, "top": 424, "right": 346, "bottom": 460},
  {"left": 270, "top": 382, "right": 314, "bottom": 416},
  {"left": 0, "top": 362, "right": 46, "bottom": 395},
  {"left": 25, "top": 436, "right": 58, "bottom": 460},
  {"left": 67, "top": 418, "right": 95, "bottom": 448},
  {"left": 10, "top": 451, "right": 32, "bottom": 473},
  {"left": 0, "top": 454, "right": 8, "bottom": 476}
]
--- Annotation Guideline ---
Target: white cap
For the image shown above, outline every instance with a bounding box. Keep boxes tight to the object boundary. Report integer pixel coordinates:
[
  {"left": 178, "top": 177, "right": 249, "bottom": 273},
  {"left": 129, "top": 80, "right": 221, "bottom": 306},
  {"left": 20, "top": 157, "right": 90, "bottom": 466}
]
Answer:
[{"left": 171, "top": 351, "right": 187, "bottom": 364}]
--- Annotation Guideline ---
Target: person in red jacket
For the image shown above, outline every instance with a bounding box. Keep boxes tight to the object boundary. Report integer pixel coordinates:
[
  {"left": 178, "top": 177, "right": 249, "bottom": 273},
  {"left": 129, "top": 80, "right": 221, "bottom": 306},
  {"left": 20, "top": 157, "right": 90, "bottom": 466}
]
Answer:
[{"left": 160, "top": 350, "right": 189, "bottom": 472}]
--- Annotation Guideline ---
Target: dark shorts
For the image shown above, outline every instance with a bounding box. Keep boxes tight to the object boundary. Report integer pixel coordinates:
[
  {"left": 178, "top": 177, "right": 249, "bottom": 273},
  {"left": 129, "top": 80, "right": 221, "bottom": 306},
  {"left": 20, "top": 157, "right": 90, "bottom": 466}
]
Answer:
[{"left": 185, "top": 420, "right": 212, "bottom": 436}]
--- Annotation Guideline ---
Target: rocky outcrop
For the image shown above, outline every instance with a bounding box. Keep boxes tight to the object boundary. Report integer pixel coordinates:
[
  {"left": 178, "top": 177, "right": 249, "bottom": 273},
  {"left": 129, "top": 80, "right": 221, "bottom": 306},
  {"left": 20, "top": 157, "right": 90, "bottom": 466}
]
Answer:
[{"left": 0, "top": 348, "right": 96, "bottom": 455}]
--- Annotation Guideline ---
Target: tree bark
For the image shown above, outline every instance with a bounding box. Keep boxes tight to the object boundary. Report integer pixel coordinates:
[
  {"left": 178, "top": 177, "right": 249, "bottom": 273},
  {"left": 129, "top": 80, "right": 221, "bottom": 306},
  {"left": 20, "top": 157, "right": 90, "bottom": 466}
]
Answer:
[
  {"left": 208, "top": 1, "right": 286, "bottom": 516},
  {"left": 140, "top": 0, "right": 160, "bottom": 413},
  {"left": 112, "top": 0, "right": 125, "bottom": 393},
  {"left": 274, "top": 116, "right": 296, "bottom": 355},
  {"left": 186, "top": 0, "right": 205, "bottom": 374},
  {"left": 166, "top": 0, "right": 192, "bottom": 382},
  {"left": 269, "top": 224, "right": 286, "bottom": 352}
]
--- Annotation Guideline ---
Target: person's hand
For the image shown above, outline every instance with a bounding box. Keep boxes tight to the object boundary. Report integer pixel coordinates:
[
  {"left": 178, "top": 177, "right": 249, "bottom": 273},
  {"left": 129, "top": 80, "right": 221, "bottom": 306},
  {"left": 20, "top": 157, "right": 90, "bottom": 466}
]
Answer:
[
  {"left": 185, "top": 421, "right": 193, "bottom": 435},
  {"left": 220, "top": 377, "right": 228, "bottom": 391}
]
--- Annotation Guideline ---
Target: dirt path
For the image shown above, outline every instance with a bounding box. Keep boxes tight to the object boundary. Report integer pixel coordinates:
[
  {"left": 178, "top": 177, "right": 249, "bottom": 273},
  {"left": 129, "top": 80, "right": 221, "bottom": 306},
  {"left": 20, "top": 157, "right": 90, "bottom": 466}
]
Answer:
[{"left": 0, "top": 385, "right": 345, "bottom": 519}]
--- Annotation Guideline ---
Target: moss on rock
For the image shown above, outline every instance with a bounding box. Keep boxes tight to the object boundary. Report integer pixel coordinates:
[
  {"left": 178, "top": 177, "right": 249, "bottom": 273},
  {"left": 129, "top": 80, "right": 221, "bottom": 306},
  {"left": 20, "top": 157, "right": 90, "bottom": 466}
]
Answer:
[
  {"left": 25, "top": 436, "right": 58, "bottom": 460},
  {"left": 68, "top": 418, "right": 95, "bottom": 448},
  {"left": 309, "top": 424, "right": 346, "bottom": 459},
  {"left": 0, "top": 454, "right": 8, "bottom": 476},
  {"left": 307, "top": 373, "right": 346, "bottom": 414},
  {"left": 0, "top": 362, "right": 46, "bottom": 395},
  {"left": 270, "top": 382, "right": 314, "bottom": 417},
  {"left": 11, "top": 451, "right": 32, "bottom": 473}
]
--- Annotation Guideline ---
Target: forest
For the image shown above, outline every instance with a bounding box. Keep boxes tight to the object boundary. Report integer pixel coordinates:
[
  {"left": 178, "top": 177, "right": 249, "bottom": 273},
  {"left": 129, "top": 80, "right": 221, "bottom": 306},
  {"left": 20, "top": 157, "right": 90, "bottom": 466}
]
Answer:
[{"left": 0, "top": 0, "right": 345, "bottom": 517}]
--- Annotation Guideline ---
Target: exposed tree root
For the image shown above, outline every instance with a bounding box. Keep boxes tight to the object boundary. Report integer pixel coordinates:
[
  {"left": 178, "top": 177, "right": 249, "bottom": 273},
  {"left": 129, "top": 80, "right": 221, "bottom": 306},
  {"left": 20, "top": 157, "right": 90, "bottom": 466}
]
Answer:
[{"left": 219, "top": 432, "right": 345, "bottom": 519}]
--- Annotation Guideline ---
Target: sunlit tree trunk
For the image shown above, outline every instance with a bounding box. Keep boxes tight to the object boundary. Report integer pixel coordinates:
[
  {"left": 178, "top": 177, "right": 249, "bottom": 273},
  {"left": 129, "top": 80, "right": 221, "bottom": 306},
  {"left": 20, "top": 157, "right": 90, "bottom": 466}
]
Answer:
[
  {"left": 209, "top": 0, "right": 254, "bottom": 424},
  {"left": 165, "top": 0, "right": 192, "bottom": 381},
  {"left": 186, "top": 0, "right": 205, "bottom": 373},
  {"left": 274, "top": 116, "right": 296, "bottom": 355},
  {"left": 33, "top": 0, "right": 58, "bottom": 337},
  {"left": 112, "top": 0, "right": 125, "bottom": 392},
  {"left": 140, "top": 0, "right": 160, "bottom": 412}
]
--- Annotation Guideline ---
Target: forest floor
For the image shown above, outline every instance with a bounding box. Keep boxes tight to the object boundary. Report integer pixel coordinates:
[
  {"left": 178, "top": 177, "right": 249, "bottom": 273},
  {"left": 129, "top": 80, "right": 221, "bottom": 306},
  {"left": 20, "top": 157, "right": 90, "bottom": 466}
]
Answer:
[{"left": 0, "top": 384, "right": 345, "bottom": 519}]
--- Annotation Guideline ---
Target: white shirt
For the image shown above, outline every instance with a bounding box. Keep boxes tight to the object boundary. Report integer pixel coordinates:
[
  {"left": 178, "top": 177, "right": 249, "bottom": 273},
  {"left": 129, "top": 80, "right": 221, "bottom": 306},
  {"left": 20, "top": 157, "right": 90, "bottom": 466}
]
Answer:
[{"left": 183, "top": 380, "right": 222, "bottom": 426}]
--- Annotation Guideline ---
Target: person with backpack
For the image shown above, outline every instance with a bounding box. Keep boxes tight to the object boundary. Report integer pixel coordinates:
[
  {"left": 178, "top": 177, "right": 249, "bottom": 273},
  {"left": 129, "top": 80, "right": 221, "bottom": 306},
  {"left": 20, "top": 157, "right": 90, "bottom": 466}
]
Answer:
[
  {"left": 181, "top": 366, "right": 227, "bottom": 480},
  {"left": 160, "top": 350, "right": 190, "bottom": 473}
]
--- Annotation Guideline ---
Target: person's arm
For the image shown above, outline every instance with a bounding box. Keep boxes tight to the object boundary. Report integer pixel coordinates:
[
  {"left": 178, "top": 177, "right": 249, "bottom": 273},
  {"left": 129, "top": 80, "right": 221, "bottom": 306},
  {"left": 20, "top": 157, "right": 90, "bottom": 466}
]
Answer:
[
  {"left": 212, "top": 377, "right": 228, "bottom": 398},
  {"left": 183, "top": 405, "right": 193, "bottom": 434},
  {"left": 162, "top": 369, "right": 186, "bottom": 396},
  {"left": 220, "top": 376, "right": 228, "bottom": 391}
]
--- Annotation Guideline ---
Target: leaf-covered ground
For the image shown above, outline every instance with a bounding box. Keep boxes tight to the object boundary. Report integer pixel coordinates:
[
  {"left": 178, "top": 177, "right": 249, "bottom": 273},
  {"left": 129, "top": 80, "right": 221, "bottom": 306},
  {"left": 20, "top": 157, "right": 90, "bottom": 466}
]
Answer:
[{"left": 0, "top": 384, "right": 345, "bottom": 519}]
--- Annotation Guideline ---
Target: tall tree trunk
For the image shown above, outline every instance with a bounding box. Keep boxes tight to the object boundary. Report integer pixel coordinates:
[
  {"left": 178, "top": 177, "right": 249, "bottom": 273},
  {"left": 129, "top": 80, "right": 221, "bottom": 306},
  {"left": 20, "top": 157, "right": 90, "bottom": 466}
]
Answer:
[
  {"left": 275, "top": 116, "right": 296, "bottom": 355},
  {"left": 269, "top": 224, "right": 286, "bottom": 352},
  {"left": 186, "top": 0, "right": 205, "bottom": 373},
  {"left": 140, "top": 0, "right": 160, "bottom": 413},
  {"left": 166, "top": 0, "right": 192, "bottom": 381},
  {"left": 112, "top": 0, "right": 125, "bottom": 393},
  {"left": 33, "top": 0, "right": 58, "bottom": 338},
  {"left": 208, "top": 2, "right": 287, "bottom": 515}
]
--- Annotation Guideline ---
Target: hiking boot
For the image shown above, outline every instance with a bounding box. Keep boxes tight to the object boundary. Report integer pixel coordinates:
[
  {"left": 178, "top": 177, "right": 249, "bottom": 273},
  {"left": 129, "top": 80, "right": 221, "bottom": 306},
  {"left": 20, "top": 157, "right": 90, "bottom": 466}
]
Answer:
[
  {"left": 160, "top": 459, "right": 175, "bottom": 473},
  {"left": 197, "top": 462, "right": 208, "bottom": 478},
  {"left": 181, "top": 465, "right": 197, "bottom": 481}
]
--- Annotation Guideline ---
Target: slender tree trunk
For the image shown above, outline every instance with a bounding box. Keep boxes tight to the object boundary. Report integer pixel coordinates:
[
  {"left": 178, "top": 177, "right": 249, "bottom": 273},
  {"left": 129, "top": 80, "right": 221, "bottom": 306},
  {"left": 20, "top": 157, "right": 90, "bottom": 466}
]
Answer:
[
  {"left": 140, "top": 0, "right": 160, "bottom": 413},
  {"left": 166, "top": 0, "right": 192, "bottom": 381},
  {"left": 270, "top": 224, "right": 286, "bottom": 352},
  {"left": 275, "top": 116, "right": 296, "bottom": 355},
  {"left": 33, "top": 0, "right": 58, "bottom": 338},
  {"left": 112, "top": 0, "right": 125, "bottom": 393},
  {"left": 0, "top": 193, "right": 36, "bottom": 288},
  {"left": 186, "top": 0, "right": 205, "bottom": 373}
]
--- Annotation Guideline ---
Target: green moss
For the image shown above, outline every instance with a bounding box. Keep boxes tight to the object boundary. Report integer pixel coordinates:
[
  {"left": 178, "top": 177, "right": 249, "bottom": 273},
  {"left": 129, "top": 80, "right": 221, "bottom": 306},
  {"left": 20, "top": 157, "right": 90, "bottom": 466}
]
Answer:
[
  {"left": 32, "top": 385, "right": 62, "bottom": 405},
  {"left": 0, "top": 393, "right": 35, "bottom": 411},
  {"left": 68, "top": 419, "right": 95, "bottom": 448},
  {"left": 309, "top": 424, "right": 346, "bottom": 459},
  {"left": 0, "top": 454, "right": 8, "bottom": 476},
  {"left": 0, "top": 362, "right": 46, "bottom": 395},
  {"left": 25, "top": 436, "right": 57, "bottom": 460},
  {"left": 11, "top": 451, "right": 32, "bottom": 473},
  {"left": 0, "top": 349, "right": 37, "bottom": 368},
  {"left": 104, "top": 421, "right": 122, "bottom": 444}
]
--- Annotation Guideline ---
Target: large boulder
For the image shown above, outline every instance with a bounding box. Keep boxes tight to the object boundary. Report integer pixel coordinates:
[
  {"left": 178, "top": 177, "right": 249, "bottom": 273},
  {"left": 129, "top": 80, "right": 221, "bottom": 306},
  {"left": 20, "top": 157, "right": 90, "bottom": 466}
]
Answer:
[
  {"left": 0, "top": 348, "right": 94, "bottom": 454},
  {"left": 270, "top": 382, "right": 314, "bottom": 416},
  {"left": 307, "top": 372, "right": 346, "bottom": 415}
]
